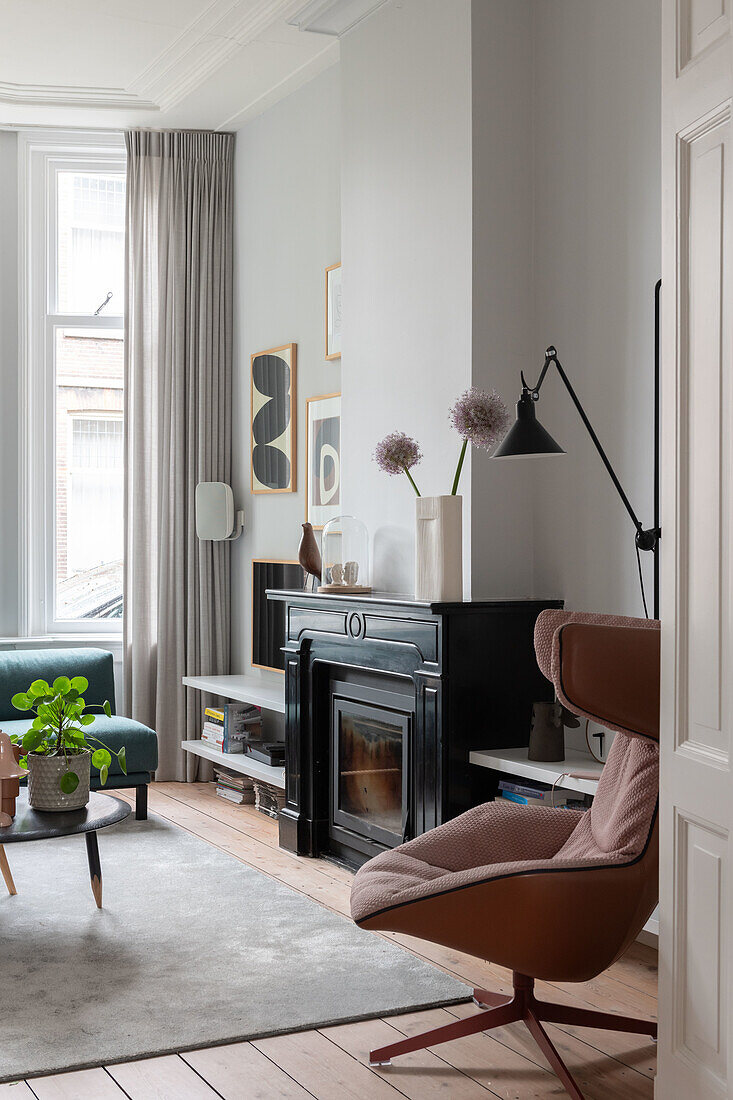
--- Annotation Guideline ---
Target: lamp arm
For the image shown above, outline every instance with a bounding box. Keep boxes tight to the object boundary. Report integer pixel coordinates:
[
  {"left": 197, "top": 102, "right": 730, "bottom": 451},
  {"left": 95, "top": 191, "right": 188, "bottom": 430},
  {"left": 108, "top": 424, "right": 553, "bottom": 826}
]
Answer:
[{"left": 529, "top": 347, "right": 659, "bottom": 550}]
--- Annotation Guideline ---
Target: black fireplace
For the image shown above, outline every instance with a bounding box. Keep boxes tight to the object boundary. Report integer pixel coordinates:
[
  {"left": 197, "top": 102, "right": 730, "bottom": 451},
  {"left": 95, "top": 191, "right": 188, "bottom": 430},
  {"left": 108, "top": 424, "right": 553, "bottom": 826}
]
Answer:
[
  {"left": 330, "top": 678, "right": 413, "bottom": 862},
  {"left": 266, "top": 590, "right": 562, "bottom": 867}
]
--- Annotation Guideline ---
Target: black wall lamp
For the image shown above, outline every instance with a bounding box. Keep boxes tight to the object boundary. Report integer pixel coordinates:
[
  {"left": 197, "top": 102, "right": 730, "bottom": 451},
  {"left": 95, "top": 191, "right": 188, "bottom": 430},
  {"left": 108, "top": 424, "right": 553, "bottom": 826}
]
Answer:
[{"left": 494, "top": 282, "right": 662, "bottom": 618}]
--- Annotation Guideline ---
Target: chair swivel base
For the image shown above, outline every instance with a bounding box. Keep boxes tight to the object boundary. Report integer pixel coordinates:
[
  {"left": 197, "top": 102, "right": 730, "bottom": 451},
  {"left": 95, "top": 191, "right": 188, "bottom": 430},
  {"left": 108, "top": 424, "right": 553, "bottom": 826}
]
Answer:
[{"left": 369, "top": 971, "right": 657, "bottom": 1100}]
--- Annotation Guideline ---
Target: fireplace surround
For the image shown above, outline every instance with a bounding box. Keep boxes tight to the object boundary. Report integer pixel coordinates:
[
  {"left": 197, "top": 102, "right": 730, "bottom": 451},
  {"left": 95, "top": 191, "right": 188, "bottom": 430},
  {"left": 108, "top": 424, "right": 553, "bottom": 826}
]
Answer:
[{"left": 266, "top": 591, "right": 561, "bottom": 867}]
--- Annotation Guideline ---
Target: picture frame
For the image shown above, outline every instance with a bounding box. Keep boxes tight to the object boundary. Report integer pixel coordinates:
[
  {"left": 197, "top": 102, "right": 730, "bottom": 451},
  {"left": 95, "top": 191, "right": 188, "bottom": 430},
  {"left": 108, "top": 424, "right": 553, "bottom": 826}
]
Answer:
[
  {"left": 251, "top": 559, "right": 305, "bottom": 673},
  {"left": 325, "top": 263, "right": 342, "bottom": 360},
  {"left": 250, "top": 343, "right": 296, "bottom": 494},
  {"left": 306, "top": 392, "right": 341, "bottom": 529}
]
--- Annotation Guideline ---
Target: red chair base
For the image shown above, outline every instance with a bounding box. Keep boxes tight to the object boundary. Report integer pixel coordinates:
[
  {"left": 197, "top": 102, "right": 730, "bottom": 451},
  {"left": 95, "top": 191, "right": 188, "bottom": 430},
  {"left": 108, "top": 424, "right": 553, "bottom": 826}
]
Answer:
[{"left": 369, "top": 971, "right": 657, "bottom": 1100}]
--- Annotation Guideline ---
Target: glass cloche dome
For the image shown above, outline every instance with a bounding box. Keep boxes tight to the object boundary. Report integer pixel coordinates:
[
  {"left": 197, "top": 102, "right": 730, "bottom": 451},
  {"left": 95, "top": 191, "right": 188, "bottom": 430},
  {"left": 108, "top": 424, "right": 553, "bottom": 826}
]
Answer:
[{"left": 318, "top": 515, "right": 371, "bottom": 593}]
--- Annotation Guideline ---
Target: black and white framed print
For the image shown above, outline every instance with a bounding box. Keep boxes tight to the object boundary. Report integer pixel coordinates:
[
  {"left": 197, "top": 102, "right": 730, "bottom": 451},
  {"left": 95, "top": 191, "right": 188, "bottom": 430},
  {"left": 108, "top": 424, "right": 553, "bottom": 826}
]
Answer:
[
  {"left": 325, "top": 263, "right": 342, "bottom": 360},
  {"left": 251, "top": 559, "right": 305, "bottom": 672},
  {"left": 250, "top": 343, "right": 296, "bottom": 494},
  {"left": 306, "top": 392, "right": 341, "bottom": 529}
]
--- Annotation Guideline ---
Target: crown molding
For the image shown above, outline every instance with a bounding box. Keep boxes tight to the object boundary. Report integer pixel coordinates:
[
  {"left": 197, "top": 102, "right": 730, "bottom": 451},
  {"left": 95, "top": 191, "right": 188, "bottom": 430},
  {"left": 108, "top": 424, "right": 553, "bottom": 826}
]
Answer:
[
  {"left": 129, "top": 0, "right": 304, "bottom": 112},
  {"left": 0, "top": 81, "right": 157, "bottom": 111},
  {"left": 287, "top": 0, "right": 388, "bottom": 36}
]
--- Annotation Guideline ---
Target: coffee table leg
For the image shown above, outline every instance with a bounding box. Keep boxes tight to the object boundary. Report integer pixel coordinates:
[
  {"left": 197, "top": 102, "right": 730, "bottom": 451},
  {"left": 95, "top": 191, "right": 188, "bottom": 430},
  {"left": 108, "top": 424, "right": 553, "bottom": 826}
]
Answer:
[
  {"left": 85, "top": 831, "right": 102, "bottom": 908},
  {"left": 0, "top": 845, "right": 16, "bottom": 896}
]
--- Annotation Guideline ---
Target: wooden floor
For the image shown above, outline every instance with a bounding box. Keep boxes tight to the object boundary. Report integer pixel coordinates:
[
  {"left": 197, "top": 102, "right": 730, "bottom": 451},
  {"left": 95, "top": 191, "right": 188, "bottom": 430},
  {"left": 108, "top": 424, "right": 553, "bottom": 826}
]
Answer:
[{"left": 8, "top": 782, "right": 658, "bottom": 1099}]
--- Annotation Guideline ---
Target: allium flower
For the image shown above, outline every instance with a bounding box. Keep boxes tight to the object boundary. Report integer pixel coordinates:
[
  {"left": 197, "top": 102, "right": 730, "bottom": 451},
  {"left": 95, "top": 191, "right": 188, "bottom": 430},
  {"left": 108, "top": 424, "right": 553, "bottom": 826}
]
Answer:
[
  {"left": 449, "top": 387, "right": 510, "bottom": 451},
  {"left": 373, "top": 432, "right": 423, "bottom": 495},
  {"left": 448, "top": 386, "right": 510, "bottom": 495}
]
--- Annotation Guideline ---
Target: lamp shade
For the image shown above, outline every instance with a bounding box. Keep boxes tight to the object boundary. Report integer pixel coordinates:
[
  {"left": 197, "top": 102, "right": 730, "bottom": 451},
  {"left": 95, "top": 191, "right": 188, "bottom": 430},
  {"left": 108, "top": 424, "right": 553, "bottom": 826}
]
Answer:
[{"left": 493, "top": 392, "right": 565, "bottom": 458}]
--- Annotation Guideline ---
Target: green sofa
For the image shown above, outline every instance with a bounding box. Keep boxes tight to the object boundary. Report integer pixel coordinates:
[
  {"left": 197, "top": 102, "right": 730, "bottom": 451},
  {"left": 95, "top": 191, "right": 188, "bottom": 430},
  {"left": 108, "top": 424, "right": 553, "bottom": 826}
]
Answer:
[{"left": 0, "top": 647, "right": 157, "bottom": 820}]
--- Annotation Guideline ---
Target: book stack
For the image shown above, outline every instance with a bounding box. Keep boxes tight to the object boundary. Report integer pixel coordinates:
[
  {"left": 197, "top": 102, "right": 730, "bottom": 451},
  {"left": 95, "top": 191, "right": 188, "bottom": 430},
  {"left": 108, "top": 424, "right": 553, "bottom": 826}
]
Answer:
[
  {"left": 253, "top": 779, "right": 287, "bottom": 819},
  {"left": 201, "top": 703, "right": 262, "bottom": 754},
  {"left": 214, "top": 767, "right": 255, "bottom": 805},
  {"left": 498, "top": 778, "right": 578, "bottom": 807}
]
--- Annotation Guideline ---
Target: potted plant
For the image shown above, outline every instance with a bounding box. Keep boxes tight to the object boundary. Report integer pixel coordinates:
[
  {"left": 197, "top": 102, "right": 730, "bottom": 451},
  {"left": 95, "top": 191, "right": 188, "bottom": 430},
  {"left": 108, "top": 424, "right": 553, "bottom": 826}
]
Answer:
[
  {"left": 374, "top": 387, "right": 510, "bottom": 602},
  {"left": 10, "top": 676, "right": 126, "bottom": 812}
]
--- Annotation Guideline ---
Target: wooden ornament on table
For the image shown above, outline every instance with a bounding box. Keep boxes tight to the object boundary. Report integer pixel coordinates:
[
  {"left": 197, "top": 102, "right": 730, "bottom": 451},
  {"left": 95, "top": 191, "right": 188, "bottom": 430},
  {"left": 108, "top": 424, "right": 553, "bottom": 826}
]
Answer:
[
  {"left": 0, "top": 732, "right": 27, "bottom": 827},
  {"left": 298, "top": 522, "right": 322, "bottom": 590}
]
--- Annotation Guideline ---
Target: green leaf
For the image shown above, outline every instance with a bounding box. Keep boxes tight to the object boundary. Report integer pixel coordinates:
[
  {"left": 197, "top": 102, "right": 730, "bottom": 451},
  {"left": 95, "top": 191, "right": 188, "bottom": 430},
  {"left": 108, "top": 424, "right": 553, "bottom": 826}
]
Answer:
[
  {"left": 67, "top": 731, "right": 86, "bottom": 746},
  {"left": 118, "top": 747, "right": 127, "bottom": 775},
  {"left": 103, "top": 700, "right": 112, "bottom": 719},
  {"left": 11, "top": 692, "right": 31, "bottom": 711},
  {"left": 52, "top": 676, "right": 71, "bottom": 695},
  {"left": 66, "top": 688, "right": 79, "bottom": 702},
  {"left": 28, "top": 680, "right": 50, "bottom": 698},
  {"left": 92, "top": 748, "right": 111, "bottom": 770},
  {"left": 80, "top": 714, "right": 96, "bottom": 726},
  {"left": 22, "top": 730, "right": 44, "bottom": 752},
  {"left": 32, "top": 715, "right": 46, "bottom": 730},
  {"left": 70, "top": 676, "right": 88, "bottom": 693},
  {"left": 59, "top": 771, "right": 79, "bottom": 794},
  {"left": 99, "top": 764, "right": 109, "bottom": 785}
]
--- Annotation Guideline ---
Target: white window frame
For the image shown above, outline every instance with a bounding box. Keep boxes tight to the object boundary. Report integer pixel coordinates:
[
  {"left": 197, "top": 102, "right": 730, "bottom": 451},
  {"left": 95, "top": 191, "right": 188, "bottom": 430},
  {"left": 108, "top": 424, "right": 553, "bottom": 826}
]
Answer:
[{"left": 19, "top": 131, "right": 126, "bottom": 637}]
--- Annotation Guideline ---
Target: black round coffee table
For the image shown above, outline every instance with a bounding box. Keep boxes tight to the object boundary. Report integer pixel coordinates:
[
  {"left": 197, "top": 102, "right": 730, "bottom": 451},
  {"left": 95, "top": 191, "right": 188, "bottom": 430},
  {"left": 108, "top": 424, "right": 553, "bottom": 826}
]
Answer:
[{"left": 0, "top": 790, "right": 130, "bottom": 908}]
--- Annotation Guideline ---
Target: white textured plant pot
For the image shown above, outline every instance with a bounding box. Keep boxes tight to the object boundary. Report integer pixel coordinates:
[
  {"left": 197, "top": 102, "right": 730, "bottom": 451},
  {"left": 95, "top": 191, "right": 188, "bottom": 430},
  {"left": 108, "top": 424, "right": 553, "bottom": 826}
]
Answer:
[
  {"left": 27, "top": 751, "right": 91, "bottom": 812},
  {"left": 415, "top": 495, "right": 463, "bottom": 602}
]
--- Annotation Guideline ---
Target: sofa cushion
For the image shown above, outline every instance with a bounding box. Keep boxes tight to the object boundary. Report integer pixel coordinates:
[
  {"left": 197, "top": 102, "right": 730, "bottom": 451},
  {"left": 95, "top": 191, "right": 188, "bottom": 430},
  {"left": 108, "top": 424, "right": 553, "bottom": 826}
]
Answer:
[
  {"left": 0, "top": 648, "right": 116, "bottom": 720},
  {"left": 0, "top": 716, "right": 157, "bottom": 778}
]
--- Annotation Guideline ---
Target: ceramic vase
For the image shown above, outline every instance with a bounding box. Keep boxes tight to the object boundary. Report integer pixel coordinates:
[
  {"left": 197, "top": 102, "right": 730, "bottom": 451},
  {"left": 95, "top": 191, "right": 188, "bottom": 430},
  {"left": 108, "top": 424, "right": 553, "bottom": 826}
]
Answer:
[
  {"left": 27, "top": 750, "right": 91, "bottom": 812},
  {"left": 415, "top": 495, "right": 463, "bottom": 602}
]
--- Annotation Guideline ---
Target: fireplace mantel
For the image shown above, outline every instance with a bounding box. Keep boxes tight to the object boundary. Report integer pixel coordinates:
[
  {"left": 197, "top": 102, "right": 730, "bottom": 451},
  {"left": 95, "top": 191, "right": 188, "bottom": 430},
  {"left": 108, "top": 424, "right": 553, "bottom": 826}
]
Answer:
[{"left": 266, "top": 590, "right": 562, "bottom": 864}]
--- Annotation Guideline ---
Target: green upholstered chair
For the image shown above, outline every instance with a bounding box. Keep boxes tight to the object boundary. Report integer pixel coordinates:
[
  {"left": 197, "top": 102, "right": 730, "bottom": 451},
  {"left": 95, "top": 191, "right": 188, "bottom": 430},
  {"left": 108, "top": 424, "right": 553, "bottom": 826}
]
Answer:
[{"left": 0, "top": 648, "right": 157, "bottom": 820}]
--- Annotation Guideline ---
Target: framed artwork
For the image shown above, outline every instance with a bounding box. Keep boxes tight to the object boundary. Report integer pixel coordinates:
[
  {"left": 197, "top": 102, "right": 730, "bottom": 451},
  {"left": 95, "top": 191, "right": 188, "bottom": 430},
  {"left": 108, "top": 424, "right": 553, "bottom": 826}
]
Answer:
[
  {"left": 325, "top": 263, "right": 342, "bottom": 360},
  {"left": 251, "top": 343, "right": 296, "bottom": 494},
  {"left": 306, "top": 392, "right": 341, "bottom": 529},
  {"left": 251, "top": 559, "right": 305, "bottom": 673}
]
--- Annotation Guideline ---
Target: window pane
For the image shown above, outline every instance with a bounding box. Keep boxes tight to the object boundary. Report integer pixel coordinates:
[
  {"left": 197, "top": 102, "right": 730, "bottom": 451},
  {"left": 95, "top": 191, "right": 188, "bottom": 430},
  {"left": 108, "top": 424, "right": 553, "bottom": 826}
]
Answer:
[
  {"left": 55, "top": 328, "right": 124, "bottom": 621},
  {"left": 57, "top": 172, "right": 125, "bottom": 314}
]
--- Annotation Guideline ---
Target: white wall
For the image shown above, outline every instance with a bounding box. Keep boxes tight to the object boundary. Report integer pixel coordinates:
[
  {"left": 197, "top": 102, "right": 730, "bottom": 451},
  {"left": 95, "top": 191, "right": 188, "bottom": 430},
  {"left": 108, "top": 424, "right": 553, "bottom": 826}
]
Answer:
[
  {"left": 0, "top": 131, "right": 19, "bottom": 636},
  {"left": 340, "top": 0, "right": 474, "bottom": 595},
  {"left": 231, "top": 66, "right": 341, "bottom": 681},
  {"left": 471, "top": 0, "right": 536, "bottom": 598},
  {"left": 531, "top": 0, "right": 661, "bottom": 616}
]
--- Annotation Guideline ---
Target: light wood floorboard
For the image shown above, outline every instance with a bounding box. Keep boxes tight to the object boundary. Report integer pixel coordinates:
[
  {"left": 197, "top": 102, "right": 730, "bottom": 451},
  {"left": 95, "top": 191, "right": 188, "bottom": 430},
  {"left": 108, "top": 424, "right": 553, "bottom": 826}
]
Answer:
[{"left": 23, "top": 781, "right": 657, "bottom": 1099}]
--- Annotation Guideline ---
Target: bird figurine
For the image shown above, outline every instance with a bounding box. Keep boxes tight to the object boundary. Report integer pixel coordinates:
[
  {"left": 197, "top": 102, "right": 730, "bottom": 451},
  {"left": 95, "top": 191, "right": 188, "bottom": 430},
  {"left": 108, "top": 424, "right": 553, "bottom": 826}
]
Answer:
[{"left": 298, "top": 523, "right": 322, "bottom": 590}]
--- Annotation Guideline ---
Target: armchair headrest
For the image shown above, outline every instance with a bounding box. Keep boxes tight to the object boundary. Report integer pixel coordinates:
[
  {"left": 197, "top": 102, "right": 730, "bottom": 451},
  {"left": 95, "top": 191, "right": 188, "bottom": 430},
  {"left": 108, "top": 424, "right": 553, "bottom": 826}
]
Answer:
[{"left": 534, "top": 610, "right": 660, "bottom": 741}]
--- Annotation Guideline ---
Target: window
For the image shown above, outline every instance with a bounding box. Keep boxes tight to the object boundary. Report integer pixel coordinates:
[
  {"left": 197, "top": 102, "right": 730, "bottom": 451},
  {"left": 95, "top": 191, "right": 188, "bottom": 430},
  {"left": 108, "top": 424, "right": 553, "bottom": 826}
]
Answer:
[{"left": 22, "top": 134, "right": 126, "bottom": 635}]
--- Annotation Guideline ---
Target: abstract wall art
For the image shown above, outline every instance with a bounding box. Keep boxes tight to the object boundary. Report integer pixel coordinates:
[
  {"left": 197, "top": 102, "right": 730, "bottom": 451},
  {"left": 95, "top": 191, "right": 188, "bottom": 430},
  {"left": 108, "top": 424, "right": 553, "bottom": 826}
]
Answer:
[
  {"left": 325, "top": 263, "right": 342, "bottom": 360},
  {"left": 251, "top": 343, "right": 296, "bottom": 493},
  {"left": 306, "top": 392, "right": 341, "bottom": 529}
]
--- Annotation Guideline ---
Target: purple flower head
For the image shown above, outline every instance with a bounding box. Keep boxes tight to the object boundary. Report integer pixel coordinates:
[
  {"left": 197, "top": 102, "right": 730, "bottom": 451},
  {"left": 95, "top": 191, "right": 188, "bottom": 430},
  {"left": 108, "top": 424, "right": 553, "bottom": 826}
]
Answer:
[
  {"left": 373, "top": 431, "right": 423, "bottom": 476},
  {"left": 449, "top": 387, "right": 510, "bottom": 451}
]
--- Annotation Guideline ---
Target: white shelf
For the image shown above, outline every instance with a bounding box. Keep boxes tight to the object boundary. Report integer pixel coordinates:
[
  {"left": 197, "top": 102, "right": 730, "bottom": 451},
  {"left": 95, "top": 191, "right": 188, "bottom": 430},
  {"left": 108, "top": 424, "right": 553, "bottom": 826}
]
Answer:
[
  {"left": 182, "top": 674, "right": 285, "bottom": 714},
  {"left": 469, "top": 746, "right": 604, "bottom": 796},
  {"left": 182, "top": 739, "right": 285, "bottom": 790}
]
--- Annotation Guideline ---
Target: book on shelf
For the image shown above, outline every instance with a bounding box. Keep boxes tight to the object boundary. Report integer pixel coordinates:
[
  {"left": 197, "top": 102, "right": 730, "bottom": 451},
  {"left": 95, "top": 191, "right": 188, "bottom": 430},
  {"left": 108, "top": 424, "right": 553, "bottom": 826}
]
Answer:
[
  {"left": 497, "top": 779, "right": 578, "bottom": 805},
  {"left": 202, "top": 703, "right": 263, "bottom": 746},
  {"left": 215, "top": 784, "right": 255, "bottom": 805},
  {"left": 498, "top": 790, "right": 571, "bottom": 807},
  {"left": 253, "top": 779, "right": 287, "bottom": 819},
  {"left": 200, "top": 728, "right": 244, "bottom": 754},
  {"left": 244, "top": 741, "right": 285, "bottom": 767}
]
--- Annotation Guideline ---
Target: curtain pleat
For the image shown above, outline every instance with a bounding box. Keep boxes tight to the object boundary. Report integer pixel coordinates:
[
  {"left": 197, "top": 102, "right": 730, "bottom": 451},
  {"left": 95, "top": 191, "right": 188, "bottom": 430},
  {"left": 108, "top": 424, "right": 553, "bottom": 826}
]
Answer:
[{"left": 124, "top": 130, "right": 234, "bottom": 782}]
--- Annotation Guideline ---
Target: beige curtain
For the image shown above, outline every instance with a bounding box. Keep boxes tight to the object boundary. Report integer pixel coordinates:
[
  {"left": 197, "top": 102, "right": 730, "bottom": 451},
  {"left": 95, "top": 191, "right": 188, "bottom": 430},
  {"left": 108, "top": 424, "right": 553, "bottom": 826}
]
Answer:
[{"left": 124, "top": 130, "right": 234, "bottom": 781}]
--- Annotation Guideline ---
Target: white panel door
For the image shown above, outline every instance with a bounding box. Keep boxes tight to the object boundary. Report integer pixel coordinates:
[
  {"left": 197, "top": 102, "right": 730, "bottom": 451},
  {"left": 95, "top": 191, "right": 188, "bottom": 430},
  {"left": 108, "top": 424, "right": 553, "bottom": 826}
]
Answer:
[{"left": 658, "top": 0, "right": 733, "bottom": 1096}]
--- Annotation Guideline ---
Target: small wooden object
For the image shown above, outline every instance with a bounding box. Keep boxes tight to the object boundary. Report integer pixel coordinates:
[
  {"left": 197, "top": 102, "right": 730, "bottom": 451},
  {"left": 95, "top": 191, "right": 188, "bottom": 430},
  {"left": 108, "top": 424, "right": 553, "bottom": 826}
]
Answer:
[{"left": 0, "top": 732, "right": 26, "bottom": 827}]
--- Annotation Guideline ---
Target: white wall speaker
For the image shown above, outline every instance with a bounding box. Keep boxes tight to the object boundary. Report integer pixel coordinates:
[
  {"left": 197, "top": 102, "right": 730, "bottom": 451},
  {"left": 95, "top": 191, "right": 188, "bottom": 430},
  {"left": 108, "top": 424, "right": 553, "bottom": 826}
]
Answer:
[{"left": 195, "top": 482, "right": 243, "bottom": 541}]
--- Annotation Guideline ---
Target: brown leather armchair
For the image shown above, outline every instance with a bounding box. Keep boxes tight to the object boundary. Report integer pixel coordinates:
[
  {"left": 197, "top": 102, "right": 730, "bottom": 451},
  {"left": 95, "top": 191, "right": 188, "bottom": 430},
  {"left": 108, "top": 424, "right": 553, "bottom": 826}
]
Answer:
[{"left": 351, "top": 611, "right": 660, "bottom": 1100}]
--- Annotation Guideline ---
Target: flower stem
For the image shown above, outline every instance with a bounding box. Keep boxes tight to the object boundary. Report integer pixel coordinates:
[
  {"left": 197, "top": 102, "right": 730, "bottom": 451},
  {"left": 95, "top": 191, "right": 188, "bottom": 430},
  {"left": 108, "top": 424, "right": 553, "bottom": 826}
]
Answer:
[
  {"left": 403, "top": 466, "right": 421, "bottom": 496},
  {"left": 451, "top": 439, "right": 468, "bottom": 495}
]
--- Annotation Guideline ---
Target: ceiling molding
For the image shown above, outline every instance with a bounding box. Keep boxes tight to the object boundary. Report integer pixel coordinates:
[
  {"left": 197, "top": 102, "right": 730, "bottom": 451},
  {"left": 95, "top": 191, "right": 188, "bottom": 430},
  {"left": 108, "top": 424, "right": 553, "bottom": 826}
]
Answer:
[
  {"left": 287, "top": 0, "right": 388, "bottom": 36},
  {"left": 129, "top": 0, "right": 303, "bottom": 112},
  {"left": 0, "top": 81, "right": 157, "bottom": 111}
]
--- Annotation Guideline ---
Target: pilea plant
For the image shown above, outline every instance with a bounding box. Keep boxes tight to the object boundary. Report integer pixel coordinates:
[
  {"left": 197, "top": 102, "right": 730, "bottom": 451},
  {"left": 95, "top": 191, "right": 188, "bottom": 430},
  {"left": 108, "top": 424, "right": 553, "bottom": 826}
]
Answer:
[{"left": 10, "top": 676, "right": 126, "bottom": 794}]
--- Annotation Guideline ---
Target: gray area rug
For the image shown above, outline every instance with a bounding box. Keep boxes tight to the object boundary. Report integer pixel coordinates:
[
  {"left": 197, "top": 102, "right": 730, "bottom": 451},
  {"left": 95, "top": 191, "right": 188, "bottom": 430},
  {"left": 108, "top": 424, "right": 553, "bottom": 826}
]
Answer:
[{"left": 0, "top": 811, "right": 468, "bottom": 1082}]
